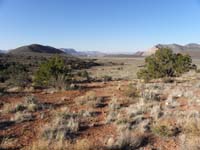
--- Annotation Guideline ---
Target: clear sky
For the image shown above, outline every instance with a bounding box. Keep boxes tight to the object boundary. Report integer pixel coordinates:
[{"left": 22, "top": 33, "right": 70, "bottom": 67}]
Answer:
[{"left": 0, "top": 0, "right": 200, "bottom": 53}]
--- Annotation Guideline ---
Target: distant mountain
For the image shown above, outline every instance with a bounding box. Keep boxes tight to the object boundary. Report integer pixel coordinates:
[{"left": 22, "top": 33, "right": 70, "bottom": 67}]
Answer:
[
  {"left": 60, "top": 48, "right": 77, "bottom": 55},
  {"left": 132, "top": 51, "right": 144, "bottom": 57},
  {"left": 135, "top": 43, "right": 200, "bottom": 58},
  {"left": 82, "top": 51, "right": 105, "bottom": 57},
  {"left": 0, "top": 50, "right": 6, "bottom": 53},
  {"left": 60, "top": 48, "right": 105, "bottom": 57},
  {"left": 9, "top": 44, "right": 64, "bottom": 55}
]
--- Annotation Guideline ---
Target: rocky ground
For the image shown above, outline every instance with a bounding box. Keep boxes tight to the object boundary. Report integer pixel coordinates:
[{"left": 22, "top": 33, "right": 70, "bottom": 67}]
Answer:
[{"left": 1, "top": 71, "right": 200, "bottom": 150}]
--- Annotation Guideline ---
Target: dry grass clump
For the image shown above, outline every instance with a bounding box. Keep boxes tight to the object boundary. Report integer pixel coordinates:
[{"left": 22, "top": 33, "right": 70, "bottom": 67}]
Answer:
[
  {"left": 123, "top": 84, "right": 139, "bottom": 98},
  {"left": 109, "top": 98, "right": 120, "bottom": 109},
  {"left": 84, "top": 91, "right": 97, "bottom": 100},
  {"left": 30, "top": 140, "right": 66, "bottom": 150},
  {"left": 23, "top": 95, "right": 44, "bottom": 112},
  {"left": 179, "top": 134, "right": 200, "bottom": 150},
  {"left": 30, "top": 108, "right": 93, "bottom": 150},
  {"left": 106, "top": 97, "right": 122, "bottom": 123},
  {"left": 11, "top": 111, "right": 34, "bottom": 123},
  {"left": 2, "top": 95, "right": 43, "bottom": 114},
  {"left": 0, "top": 136, "right": 18, "bottom": 150},
  {"left": 4, "top": 96, "right": 45, "bottom": 123},
  {"left": 151, "top": 120, "right": 179, "bottom": 137},
  {"left": 150, "top": 105, "right": 163, "bottom": 120},
  {"left": 165, "top": 94, "right": 180, "bottom": 109},
  {"left": 140, "top": 88, "right": 162, "bottom": 101},
  {"left": 1, "top": 103, "right": 23, "bottom": 114},
  {"left": 73, "top": 139, "right": 93, "bottom": 150},
  {"left": 30, "top": 138, "right": 93, "bottom": 150},
  {"left": 181, "top": 117, "right": 200, "bottom": 136},
  {"left": 87, "top": 97, "right": 105, "bottom": 108},
  {"left": 107, "top": 97, "right": 152, "bottom": 133},
  {"left": 29, "top": 140, "right": 50, "bottom": 150},
  {"left": 42, "top": 109, "right": 80, "bottom": 141},
  {"left": 116, "top": 100, "right": 152, "bottom": 132},
  {"left": 75, "top": 91, "right": 105, "bottom": 108},
  {"left": 168, "top": 85, "right": 200, "bottom": 104},
  {"left": 106, "top": 129, "right": 147, "bottom": 150}
]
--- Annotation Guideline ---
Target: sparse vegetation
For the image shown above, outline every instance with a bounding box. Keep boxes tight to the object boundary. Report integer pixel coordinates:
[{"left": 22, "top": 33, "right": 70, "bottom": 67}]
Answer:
[
  {"left": 2, "top": 54, "right": 200, "bottom": 150},
  {"left": 106, "top": 130, "right": 147, "bottom": 150},
  {"left": 75, "top": 91, "right": 106, "bottom": 108},
  {"left": 123, "top": 84, "right": 139, "bottom": 98},
  {"left": 0, "top": 63, "right": 30, "bottom": 87},
  {"left": 11, "top": 111, "right": 34, "bottom": 123},
  {"left": 42, "top": 108, "right": 81, "bottom": 141}
]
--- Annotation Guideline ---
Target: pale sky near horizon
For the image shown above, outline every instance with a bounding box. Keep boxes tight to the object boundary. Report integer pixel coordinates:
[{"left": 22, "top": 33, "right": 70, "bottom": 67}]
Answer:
[{"left": 0, "top": 0, "right": 200, "bottom": 53}]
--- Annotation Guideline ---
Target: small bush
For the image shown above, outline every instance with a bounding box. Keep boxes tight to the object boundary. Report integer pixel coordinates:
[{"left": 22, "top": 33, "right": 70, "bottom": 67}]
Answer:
[
  {"left": 87, "top": 97, "right": 105, "bottom": 108},
  {"left": 11, "top": 112, "right": 34, "bottom": 123},
  {"left": 124, "top": 84, "right": 139, "bottom": 98},
  {"left": 0, "top": 63, "right": 30, "bottom": 87},
  {"left": 106, "top": 98, "right": 122, "bottom": 124},
  {"left": 151, "top": 120, "right": 178, "bottom": 137},
  {"left": 137, "top": 48, "right": 195, "bottom": 81},
  {"left": 78, "top": 70, "right": 91, "bottom": 82},
  {"left": 106, "top": 130, "right": 147, "bottom": 150},
  {"left": 76, "top": 91, "right": 105, "bottom": 108},
  {"left": 141, "top": 89, "right": 161, "bottom": 101},
  {"left": 34, "top": 55, "right": 72, "bottom": 90},
  {"left": 2, "top": 95, "right": 43, "bottom": 114},
  {"left": 75, "top": 91, "right": 96, "bottom": 105},
  {"left": 42, "top": 109, "right": 80, "bottom": 141}
]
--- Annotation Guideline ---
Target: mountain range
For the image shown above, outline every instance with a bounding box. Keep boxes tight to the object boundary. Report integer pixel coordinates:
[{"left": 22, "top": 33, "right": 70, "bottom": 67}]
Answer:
[
  {"left": 3, "top": 43, "right": 200, "bottom": 58},
  {"left": 60, "top": 48, "right": 106, "bottom": 57},
  {"left": 134, "top": 43, "right": 200, "bottom": 58},
  {"left": 6, "top": 44, "right": 106, "bottom": 57}
]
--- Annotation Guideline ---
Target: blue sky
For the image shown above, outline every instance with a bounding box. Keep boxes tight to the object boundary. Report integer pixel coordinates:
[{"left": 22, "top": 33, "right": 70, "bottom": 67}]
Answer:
[{"left": 0, "top": 0, "right": 200, "bottom": 53}]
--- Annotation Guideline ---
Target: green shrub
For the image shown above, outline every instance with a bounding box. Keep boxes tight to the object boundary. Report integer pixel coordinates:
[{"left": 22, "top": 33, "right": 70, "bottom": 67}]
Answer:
[
  {"left": 78, "top": 70, "right": 91, "bottom": 81},
  {"left": 0, "top": 63, "right": 30, "bottom": 87},
  {"left": 34, "top": 55, "right": 72, "bottom": 89},
  {"left": 151, "top": 121, "right": 178, "bottom": 137},
  {"left": 137, "top": 48, "right": 195, "bottom": 81},
  {"left": 124, "top": 84, "right": 139, "bottom": 98}
]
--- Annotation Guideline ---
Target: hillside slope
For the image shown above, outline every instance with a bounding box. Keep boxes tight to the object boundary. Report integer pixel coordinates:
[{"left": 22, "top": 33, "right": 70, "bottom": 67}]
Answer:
[{"left": 9, "top": 44, "right": 64, "bottom": 55}]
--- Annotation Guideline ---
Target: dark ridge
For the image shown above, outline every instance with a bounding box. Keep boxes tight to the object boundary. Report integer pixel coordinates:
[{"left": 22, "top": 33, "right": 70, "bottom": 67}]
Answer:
[{"left": 9, "top": 44, "right": 64, "bottom": 55}]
